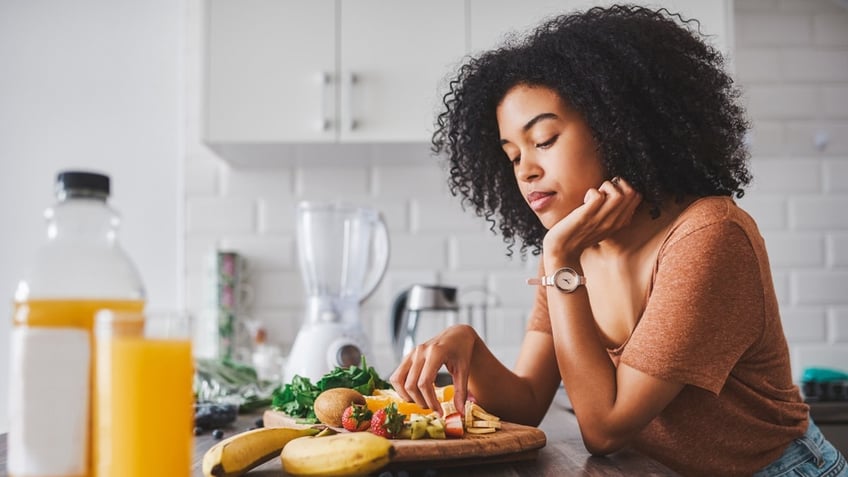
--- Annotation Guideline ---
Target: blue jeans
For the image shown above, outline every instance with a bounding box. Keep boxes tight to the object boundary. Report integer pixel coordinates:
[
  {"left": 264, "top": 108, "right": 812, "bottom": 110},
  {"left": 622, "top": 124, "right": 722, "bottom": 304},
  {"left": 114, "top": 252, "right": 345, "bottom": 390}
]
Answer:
[{"left": 754, "top": 419, "right": 847, "bottom": 476}]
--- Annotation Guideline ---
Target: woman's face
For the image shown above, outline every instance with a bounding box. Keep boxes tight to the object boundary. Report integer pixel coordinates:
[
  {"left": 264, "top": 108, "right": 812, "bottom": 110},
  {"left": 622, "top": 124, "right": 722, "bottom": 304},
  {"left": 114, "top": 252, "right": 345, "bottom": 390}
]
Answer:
[{"left": 497, "top": 84, "right": 606, "bottom": 229}]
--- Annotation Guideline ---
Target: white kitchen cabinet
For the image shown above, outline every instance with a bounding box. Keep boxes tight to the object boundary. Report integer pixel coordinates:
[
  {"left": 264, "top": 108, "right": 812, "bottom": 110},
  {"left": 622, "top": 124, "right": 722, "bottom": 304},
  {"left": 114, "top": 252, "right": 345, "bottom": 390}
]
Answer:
[
  {"left": 205, "top": 0, "right": 730, "bottom": 148},
  {"left": 469, "top": 0, "right": 732, "bottom": 58},
  {"left": 338, "top": 1, "right": 465, "bottom": 142},
  {"left": 205, "top": 0, "right": 465, "bottom": 144},
  {"left": 206, "top": 0, "right": 336, "bottom": 142}
]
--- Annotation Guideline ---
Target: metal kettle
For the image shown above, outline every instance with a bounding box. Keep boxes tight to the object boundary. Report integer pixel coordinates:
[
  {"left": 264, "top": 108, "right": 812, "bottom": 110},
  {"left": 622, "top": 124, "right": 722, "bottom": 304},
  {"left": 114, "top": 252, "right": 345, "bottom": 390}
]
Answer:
[{"left": 390, "top": 284, "right": 460, "bottom": 362}]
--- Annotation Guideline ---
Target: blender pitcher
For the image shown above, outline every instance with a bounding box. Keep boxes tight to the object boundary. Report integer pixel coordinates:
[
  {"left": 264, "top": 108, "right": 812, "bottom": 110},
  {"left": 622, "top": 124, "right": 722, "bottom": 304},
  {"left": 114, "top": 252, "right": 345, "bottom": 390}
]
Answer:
[{"left": 283, "top": 201, "right": 389, "bottom": 382}]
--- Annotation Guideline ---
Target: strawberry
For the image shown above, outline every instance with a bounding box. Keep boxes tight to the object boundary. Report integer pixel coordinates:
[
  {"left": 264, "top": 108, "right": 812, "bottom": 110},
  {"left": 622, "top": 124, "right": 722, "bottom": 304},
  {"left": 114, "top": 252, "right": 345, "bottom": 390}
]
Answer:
[
  {"left": 444, "top": 412, "right": 464, "bottom": 438},
  {"left": 341, "top": 403, "right": 372, "bottom": 432},
  {"left": 369, "top": 402, "right": 406, "bottom": 439}
]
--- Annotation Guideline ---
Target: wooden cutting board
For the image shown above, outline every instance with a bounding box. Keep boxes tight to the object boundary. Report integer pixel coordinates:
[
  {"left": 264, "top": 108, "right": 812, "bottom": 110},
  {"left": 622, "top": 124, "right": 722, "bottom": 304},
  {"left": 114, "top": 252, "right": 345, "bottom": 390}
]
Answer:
[{"left": 263, "top": 410, "right": 547, "bottom": 469}]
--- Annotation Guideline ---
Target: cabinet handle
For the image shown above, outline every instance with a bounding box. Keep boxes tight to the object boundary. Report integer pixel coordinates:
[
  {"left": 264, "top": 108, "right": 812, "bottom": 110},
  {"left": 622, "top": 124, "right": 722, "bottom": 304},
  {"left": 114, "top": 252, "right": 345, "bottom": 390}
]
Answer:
[
  {"left": 316, "top": 71, "right": 331, "bottom": 132},
  {"left": 347, "top": 72, "right": 358, "bottom": 131}
]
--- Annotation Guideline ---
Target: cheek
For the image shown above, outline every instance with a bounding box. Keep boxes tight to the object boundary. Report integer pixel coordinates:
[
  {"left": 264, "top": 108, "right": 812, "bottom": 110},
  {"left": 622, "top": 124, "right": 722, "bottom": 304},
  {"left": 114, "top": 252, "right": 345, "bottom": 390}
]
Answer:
[{"left": 515, "top": 176, "right": 531, "bottom": 202}]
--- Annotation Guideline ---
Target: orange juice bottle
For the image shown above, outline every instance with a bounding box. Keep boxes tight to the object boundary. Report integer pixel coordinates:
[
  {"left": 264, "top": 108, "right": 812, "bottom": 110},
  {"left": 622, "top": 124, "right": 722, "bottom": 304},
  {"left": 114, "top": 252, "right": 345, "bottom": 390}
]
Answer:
[{"left": 8, "top": 170, "right": 145, "bottom": 477}]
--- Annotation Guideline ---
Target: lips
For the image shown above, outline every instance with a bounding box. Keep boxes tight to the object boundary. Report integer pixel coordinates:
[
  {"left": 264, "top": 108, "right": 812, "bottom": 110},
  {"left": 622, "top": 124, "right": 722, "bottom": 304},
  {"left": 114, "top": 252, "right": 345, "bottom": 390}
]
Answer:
[{"left": 526, "top": 191, "right": 555, "bottom": 211}]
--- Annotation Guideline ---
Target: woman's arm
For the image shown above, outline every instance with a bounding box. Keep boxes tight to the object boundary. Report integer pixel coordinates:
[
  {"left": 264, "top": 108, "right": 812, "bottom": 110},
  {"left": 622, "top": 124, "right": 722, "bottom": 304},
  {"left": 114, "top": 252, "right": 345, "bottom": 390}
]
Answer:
[
  {"left": 467, "top": 329, "right": 562, "bottom": 425},
  {"left": 390, "top": 321, "right": 561, "bottom": 426},
  {"left": 540, "top": 178, "right": 688, "bottom": 455},
  {"left": 544, "top": 276, "right": 683, "bottom": 454}
]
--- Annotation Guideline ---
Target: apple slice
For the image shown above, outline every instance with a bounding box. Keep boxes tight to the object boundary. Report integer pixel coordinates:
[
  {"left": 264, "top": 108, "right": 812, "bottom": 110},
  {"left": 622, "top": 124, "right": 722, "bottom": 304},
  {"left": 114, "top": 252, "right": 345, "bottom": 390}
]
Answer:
[{"left": 444, "top": 412, "right": 464, "bottom": 438}]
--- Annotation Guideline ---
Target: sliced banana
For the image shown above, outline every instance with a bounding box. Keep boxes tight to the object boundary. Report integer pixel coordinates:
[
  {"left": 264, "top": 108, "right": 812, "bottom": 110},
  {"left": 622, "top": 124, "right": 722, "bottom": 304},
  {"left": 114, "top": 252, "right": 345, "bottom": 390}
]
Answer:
[
  {"left": 466, "top": 427, "right": 497, "bottom": 435},
  {"left": 464, "top": 401, "right": 502, "bottom": 435}
]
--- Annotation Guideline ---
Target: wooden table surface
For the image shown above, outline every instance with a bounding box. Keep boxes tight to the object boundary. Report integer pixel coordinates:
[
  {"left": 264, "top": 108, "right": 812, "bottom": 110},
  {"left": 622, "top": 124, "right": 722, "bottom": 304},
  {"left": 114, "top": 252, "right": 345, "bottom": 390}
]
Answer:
[{"left": 0, "top": 390, "right": 680, "bottom": 476}]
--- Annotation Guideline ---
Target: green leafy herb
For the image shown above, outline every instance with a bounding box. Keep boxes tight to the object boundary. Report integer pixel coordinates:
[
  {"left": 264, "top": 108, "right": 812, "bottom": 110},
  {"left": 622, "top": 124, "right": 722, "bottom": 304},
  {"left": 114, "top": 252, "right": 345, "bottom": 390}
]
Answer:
[
  {"left": 271, "top": 356, "right": 390, "bottom": 422},
  {"left": 316, "top": 356, "right": 391, "bottom": 395},
  {"left": 272, "top": 375, "right": 321, "bottom": 422}
]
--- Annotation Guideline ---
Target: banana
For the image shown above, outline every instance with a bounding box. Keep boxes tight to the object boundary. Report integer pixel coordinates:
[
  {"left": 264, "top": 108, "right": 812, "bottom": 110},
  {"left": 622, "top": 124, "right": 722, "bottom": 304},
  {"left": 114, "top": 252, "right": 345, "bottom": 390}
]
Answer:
[
  {"left": 281, "top": 432, "right": 395, "bottom": 477},
  {"left": 202, "top": 426, "right": 319, "bottom": 477}
]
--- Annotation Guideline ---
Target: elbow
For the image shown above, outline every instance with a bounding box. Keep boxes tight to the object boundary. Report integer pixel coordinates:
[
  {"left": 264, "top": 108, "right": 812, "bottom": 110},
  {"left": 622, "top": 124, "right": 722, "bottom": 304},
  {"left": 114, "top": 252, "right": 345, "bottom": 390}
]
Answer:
[
  {"left": 584, "top": 440, "right": 620, "bottom": 457},
  {"left": 580, "top": 429, "right": 628, "bottom": 457},
  {"left": 524, "top": 413, "right": 545, "bottom": 428}
]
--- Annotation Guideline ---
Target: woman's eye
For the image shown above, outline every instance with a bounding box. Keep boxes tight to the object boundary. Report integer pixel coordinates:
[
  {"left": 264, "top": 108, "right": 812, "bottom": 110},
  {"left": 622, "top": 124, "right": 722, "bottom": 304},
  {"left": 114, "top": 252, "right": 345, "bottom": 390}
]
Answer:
[
  {"left": 510, "top": 156, "right": 521, "bottom": 165},
  {"left": 535, "top": 135, "right": 558, "bottom": 149}
]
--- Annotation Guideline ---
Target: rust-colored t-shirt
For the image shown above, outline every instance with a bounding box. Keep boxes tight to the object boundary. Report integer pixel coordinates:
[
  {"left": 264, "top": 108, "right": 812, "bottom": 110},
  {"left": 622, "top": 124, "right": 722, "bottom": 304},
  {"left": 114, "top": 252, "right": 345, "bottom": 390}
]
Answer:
[{"left": 527, "top": 196, "right": 809, "bottom": 477}]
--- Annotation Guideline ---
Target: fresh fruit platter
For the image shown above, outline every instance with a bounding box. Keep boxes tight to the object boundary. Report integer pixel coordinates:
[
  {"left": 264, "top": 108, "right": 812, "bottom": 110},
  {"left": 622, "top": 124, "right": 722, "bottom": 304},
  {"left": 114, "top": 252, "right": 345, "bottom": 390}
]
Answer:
[{"left": 202, "top": 358, "right": 546, "bottom": 476}]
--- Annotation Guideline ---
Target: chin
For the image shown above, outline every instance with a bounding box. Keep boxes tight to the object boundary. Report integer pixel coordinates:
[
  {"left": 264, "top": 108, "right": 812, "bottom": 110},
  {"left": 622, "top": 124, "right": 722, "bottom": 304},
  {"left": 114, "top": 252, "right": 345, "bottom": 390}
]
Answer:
[
  {"left": 536, "top": 213, "right": 558, "bottom": 230},
  {"left": 536, "top": 207, "right": 572, "bottom": 230}
]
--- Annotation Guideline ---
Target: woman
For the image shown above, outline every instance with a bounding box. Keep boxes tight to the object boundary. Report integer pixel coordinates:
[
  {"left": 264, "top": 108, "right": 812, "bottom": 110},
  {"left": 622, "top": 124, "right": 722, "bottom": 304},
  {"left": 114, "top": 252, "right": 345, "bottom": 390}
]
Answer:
[{"left": 389, "top": 5, "right": 846, "bottom": 476}]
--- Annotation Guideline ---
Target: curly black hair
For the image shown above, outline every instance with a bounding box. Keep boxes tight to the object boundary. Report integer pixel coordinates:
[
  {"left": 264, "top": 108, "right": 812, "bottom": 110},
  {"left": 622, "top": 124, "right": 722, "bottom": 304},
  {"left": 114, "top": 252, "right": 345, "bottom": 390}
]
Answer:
[{"left": 432, "top": 4, "right": 751, "bottom": 257}]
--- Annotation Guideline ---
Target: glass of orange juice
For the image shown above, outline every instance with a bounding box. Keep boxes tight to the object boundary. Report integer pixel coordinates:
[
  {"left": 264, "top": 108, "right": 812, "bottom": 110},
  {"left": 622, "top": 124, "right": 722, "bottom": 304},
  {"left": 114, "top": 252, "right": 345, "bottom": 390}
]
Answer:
[{"left": 92, "top": 310, "right": 194, "bottom": 477}]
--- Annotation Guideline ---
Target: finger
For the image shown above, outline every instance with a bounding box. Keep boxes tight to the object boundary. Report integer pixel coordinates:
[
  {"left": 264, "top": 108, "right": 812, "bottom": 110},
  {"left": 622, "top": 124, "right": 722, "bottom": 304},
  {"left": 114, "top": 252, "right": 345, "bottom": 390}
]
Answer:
[
  {"left": 413, "top": 351, "right": 444, "bottom": 414},
  {"left": 597, "top": 178, "right": 625, "bottom": 202},
  {"left": 597, "top": 178, "right": 637, "bottom": 226},
  {"left": 582, "top": 187, "right": 606, "bottom": 206},
  {"left": 588, "top": 183, "right": 626, "bottom": 232},
  {"left": 390, "top": 358, "right": 414, "bottom": 403},
  {"left": 403, "top": 348, "right": 430, "bottom": 407},
  {"left": 612, "top": 177, "right": 640, "bottom": 203},
  {"left": 419, "top": 373, "right": 442, "bottom": 415},
  {"left": 451, "top": 368, "right": 468, "bottom": 416},
  {"left": 613, "top": 178, "right": 642, "bottom": 223},
  {"left": 612, "top": 175, "right": 627, "bottom": 189},
  {"left": 621, "top": 189, "right": 643, "bottom": 223}
]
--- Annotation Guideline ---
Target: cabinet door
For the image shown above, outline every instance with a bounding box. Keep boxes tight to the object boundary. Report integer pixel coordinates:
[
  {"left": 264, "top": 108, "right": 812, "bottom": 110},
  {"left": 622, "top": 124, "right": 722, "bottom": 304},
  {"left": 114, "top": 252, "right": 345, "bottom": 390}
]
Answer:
[
  {"left": 339, "top": 0, "right": 466, "bottom": 142},
  {"left": 206, "top": 0, "right": 336, "bottom": 142},
  {"left": 469, "top": 1, "right": 730, "bottom": 58}
]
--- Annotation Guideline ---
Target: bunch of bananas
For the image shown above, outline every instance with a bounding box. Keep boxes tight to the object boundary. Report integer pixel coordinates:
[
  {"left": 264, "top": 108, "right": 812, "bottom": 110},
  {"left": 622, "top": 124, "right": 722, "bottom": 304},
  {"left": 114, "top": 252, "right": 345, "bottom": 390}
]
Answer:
[{"left": 202, "top": 426, "right": 394, "bottom": 477}]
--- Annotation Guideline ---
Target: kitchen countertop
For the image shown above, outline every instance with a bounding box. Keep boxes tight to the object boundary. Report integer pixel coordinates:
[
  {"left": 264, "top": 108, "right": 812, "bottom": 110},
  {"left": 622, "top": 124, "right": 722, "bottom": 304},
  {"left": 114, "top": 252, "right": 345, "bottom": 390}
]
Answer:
[
  {"left": 0, "top": 390, "right": 680, "bottom": 476},
  {"left": 3, "top": 392, "right": 845, "bottom": 476}
]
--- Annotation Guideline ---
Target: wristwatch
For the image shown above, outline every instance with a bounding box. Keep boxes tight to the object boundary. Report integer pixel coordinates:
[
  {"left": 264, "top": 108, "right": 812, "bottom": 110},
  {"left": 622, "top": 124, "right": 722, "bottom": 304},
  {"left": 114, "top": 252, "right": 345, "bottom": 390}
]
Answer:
[{"left": 526, "top": 267, "right": 586, "bottom": 293}]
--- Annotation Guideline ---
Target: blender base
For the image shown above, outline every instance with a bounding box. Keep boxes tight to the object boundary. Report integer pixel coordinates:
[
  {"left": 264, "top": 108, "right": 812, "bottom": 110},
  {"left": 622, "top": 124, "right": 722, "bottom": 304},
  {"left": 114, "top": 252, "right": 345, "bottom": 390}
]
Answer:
[{"left": 283, "top": 321, "right": 372, "bottom": 383}]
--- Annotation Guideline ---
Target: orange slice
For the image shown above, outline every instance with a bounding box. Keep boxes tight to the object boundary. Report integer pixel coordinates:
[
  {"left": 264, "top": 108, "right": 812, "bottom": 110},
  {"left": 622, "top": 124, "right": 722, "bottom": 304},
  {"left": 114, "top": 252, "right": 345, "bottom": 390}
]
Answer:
[
  {"left": 364, "top": 395, "right": 394, "bottom": 413},
  {"left": 397, "top": 401, "right": 433, "bottom": 416},
  {"left": 363, "top": 394, "right": 433, "bottom": 416},
  {"left": 435, "top": 384, "right": 454, "bottom": 403}
]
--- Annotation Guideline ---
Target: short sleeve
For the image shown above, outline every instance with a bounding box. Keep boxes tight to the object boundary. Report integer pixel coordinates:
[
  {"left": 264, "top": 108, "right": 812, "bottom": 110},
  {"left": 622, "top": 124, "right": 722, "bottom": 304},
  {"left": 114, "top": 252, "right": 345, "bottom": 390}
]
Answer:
[{"left": 620, "top": 221, "right": 765, "bottom": 395}]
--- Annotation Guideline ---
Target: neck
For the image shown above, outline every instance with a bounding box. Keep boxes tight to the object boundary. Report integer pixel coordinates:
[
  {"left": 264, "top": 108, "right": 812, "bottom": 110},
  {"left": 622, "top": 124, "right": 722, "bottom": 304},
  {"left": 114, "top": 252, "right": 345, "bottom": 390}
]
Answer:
[{"left": 600, "top": 198, "right": 689, "bottom": 255}]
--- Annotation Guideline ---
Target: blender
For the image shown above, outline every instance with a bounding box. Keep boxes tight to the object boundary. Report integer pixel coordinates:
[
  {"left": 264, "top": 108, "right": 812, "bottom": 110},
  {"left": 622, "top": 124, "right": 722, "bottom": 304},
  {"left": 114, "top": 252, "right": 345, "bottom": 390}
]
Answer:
[{"left": 283, "top": 201, "right": 390, "bottom": 383}]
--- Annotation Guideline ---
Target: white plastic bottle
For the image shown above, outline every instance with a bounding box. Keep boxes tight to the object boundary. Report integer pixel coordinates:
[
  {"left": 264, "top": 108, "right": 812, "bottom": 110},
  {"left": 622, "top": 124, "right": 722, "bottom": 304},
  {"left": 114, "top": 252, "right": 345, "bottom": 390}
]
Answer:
[{"left": 8, "top": 170, "right": 146, "bottom": 477}]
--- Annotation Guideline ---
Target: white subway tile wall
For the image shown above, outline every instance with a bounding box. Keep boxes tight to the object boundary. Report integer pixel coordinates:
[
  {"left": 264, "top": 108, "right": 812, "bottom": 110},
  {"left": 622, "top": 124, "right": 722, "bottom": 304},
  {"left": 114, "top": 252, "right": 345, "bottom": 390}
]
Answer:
[
  {"left": 734, "top": 0, "right": 848, "bottom": 377},
  {"left": 186, "top": 0, "right": 848, "bottom": 379}
]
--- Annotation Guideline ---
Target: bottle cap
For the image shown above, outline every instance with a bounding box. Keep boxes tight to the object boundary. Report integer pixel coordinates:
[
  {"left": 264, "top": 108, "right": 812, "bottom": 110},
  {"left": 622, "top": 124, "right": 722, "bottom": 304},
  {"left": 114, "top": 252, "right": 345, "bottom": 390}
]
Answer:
[{"left": 56, "top": 170, "right": 110, "bottom": 199}]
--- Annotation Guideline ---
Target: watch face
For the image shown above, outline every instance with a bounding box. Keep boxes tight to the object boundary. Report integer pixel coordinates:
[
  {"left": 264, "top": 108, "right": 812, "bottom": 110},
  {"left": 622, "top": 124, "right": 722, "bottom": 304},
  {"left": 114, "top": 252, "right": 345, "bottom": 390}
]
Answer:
[{"left": 554, "top": 268, "right": 580, "bottom": 292}]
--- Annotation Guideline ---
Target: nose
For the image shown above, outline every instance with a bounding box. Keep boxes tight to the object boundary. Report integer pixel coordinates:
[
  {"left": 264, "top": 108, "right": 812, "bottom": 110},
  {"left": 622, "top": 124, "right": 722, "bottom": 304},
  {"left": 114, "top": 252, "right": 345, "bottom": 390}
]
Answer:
[{"left": 515, "top": 151, "right": 541, "bottom": 183}]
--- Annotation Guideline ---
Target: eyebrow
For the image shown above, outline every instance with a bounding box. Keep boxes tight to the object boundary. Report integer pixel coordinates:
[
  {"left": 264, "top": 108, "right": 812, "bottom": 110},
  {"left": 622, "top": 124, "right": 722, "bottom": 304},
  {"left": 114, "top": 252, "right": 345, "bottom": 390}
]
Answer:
[{"left": 499, "top": 113, "right": 559, "bottom": 145}]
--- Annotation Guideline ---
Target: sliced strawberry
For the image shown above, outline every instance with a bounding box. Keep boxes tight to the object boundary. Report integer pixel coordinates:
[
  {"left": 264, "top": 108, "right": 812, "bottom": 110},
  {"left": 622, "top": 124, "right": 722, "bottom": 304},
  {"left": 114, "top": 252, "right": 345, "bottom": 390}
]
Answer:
[{"left": 444, "top": 412, "right": 464, "bottom": 438}]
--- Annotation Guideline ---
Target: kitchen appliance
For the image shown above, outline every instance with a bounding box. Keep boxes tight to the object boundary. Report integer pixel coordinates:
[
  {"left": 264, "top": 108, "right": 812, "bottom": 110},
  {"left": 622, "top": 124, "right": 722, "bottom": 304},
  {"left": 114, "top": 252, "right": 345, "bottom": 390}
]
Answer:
[
  {"left": 391, "top": 284, "right": 460, "bottom": 363},
  {"left": 283, "top": 201, "right": 389, "bottom": 383}
]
